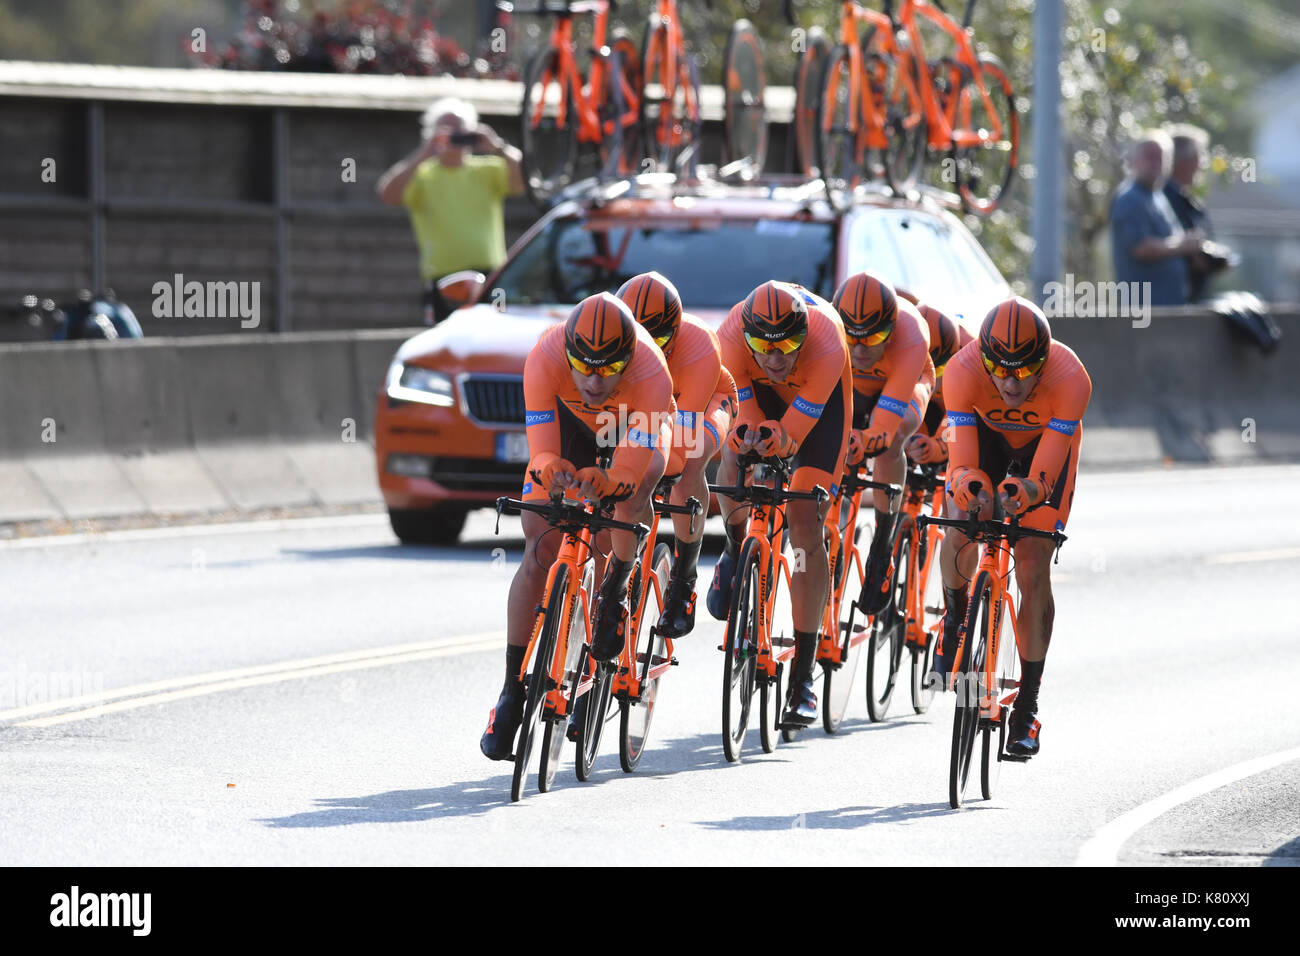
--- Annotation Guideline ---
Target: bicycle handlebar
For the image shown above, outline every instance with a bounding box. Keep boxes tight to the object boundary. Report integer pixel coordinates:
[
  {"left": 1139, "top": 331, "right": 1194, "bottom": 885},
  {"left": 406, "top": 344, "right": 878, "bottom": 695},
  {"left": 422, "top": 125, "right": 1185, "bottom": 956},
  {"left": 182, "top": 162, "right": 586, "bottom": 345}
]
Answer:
[
  {"left": 495, "top": 495, "right": 650, "bottom": 540},
  {"left": 838, "top": 468, "right": 902, "bottom": 502},
  {"left": 915, "top": 512, "right": 1067, "bottom": 556},
  {"left": 655, "top": 495, "right": 704, "bottom": 536}
]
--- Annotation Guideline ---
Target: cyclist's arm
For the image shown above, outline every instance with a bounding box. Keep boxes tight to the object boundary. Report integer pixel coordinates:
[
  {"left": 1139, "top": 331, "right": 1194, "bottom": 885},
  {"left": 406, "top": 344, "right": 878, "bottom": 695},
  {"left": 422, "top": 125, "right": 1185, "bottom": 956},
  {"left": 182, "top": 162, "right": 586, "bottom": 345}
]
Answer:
[
  {"left": 719, "top": 331, "right": 764, "bottom": 431},
  {"left": 1025, "top": 370, "right": 1092, "bottom": 502},
  {"left": 776, "top": 347, "right": 843, "bottom": 448},
  {"left": 609, "top": 374, "right": 676, "bottom": 483},
  {"left": 941, "top": 360, "right": 980, "bottom": 479},
  {"left": 868, "top": 340, "right": 932, "bottom": 443},
  {"left": 673, "top": 334, "right": 724, "bottom": 451},
  {"left": 522, "top": 346, "right": 563, "bottom": 477}
]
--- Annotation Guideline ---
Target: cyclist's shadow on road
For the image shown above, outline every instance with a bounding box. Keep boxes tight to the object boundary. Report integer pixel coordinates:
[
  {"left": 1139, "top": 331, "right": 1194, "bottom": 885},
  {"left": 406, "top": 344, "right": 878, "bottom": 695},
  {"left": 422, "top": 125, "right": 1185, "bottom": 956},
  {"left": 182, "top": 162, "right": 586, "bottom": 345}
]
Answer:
[{"left": 257, "top": 722, "right": 948, "bottom": 830}]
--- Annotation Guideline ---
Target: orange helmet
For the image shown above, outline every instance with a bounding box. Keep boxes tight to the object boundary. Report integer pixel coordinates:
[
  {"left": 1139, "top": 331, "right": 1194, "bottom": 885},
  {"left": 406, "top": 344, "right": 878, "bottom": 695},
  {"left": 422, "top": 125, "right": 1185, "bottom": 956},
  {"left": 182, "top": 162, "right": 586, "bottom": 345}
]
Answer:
[
  {"left": 979, "top": 297, "right": 1051, "bottom": 371},
  {"left": 616, "top": 271, "right": 682, "bottom": 349},
  {"left": 741, "top": 281, "right": 809, "bottom": 344},
  {"left": 919, "top": 303, "right": 960, "bottom": 368},
  {"left": 832, "top": 272, "right": 897, "bottom": 339},
  {"left": 564, "top": 292, "right": 638, "bottom": 373}
]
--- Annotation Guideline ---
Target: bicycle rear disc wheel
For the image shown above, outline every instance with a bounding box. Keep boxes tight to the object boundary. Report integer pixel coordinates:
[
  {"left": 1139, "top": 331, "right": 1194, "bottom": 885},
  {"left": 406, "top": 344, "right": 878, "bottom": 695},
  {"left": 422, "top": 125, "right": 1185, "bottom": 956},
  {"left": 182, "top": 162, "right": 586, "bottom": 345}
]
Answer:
[
  {"left": 824, "top": 522, "right": 866, "bottom": 733},
  {"left": 620, "top": 542, "right": 672, "bottom": 773},
  {"left": 520, "top": 48, "right": 579, "bottom": 208},
  {"left": 540, "top": 564, "right": 592, "bottom": 791},
  {"left": 791, "top": 28, "right": 830, "bottom": 176},
  {"left": 721, "top": 538, "right": 761, "bottom": 762},
  {"left": 866, "top": 518, "right": 911, "bottom": 722},
  {"left": 981, "top": 588, "right": 1017, "bottom": 800},
  {"left": 949, "top": 571, "right": 990, "bottom": 809},
  {"left": 954, "top": 54, "right": 1018, "bottom": 216},
  {"left": 816, "top": 44, "right": 863, "bottom": 211},
  {"left": 722, "top": 19, "right": 767, "bottom": 172},
  {"left": 512, "top": 564, "right": 569, "bottom": 802}
]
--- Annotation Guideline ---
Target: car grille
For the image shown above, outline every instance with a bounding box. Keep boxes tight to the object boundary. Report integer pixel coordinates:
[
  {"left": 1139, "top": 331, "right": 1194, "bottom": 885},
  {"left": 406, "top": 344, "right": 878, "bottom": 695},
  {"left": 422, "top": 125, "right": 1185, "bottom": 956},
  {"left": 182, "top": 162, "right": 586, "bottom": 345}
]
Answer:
[
  {"left": 462, "top": 375, "right": 525, "bottom": 426},
  {"left": 430, "top": 457, "right": 525, "bottom": 492}
]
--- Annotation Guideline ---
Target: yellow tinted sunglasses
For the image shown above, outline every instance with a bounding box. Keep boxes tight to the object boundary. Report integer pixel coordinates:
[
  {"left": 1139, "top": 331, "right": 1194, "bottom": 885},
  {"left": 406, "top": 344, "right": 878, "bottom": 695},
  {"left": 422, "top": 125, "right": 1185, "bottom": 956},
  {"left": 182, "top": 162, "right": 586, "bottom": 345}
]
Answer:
[
  {"left": 981, "top": 352, "right": 1045, "bottom": 380},
  {"left": 846, "top": 325, "right": 893, "bottom": 347},
  {"left": 745, "top": 330, "right": 806, "bottom": 355},
  {"left": 653, "top": 332, "right": 674, "bottom": 349},
  {"left": 567, "top": 350, "right": 629, "bottom": 378}
]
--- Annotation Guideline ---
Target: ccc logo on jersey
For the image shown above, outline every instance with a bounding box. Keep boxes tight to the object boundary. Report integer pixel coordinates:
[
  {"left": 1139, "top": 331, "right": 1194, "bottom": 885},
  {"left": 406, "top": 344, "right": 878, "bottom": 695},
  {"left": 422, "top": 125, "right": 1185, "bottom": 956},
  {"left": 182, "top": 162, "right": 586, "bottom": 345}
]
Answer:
[{"left": 985, "top": 408, "right": 1041, "bottom": 425}]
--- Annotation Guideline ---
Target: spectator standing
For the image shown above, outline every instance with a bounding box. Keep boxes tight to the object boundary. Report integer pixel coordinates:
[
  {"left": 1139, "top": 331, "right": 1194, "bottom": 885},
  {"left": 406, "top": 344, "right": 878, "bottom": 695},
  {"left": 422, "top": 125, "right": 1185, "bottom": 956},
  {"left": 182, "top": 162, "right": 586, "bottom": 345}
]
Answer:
[
  {"left": 1110, "top": 130, "right": 1206, "bottom": 307},
  {"left": 1163, "top": 124, "right": 1229, "bottom": 302},
  {"left": 377, "top": 98, "right": 524, "bottom": 324}
]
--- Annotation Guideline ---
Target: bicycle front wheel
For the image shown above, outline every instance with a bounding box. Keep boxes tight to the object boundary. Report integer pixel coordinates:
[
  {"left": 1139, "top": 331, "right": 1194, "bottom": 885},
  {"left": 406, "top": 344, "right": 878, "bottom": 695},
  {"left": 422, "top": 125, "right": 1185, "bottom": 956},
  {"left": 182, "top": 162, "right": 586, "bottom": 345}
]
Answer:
[
  {"left": 910, "top": 520, "right": 943, "bottom": 714},
  {"left": 620, "top": 542, "right": 672, "bottom": 773},
  {"left": 981, "top": 583, "right": 1017, "bottom": 800},
  {"left": 949, "top": 570, "right": 990, "bottom": 809},
  {"left": 824, "top": 521, "right": 865, "bottom": 733},
  {"left": 953, "top": 54, "right": 1018, "bottom": 216},
  {"left": 721, "top": 537, "right": 761, "bottom": 762},
  {"left": 512, "top": 563, "right": 570, "bottom": 802},
  {"left": 791, "top": 28, "right": 830, "bottom": 176},
  {"left": 763, "top": 532, "right": 795, "bottom": 751},
  {"left": 866, "top": 516, "right": 911, "bottom": 722},
  {"left": 520, "top": 48, "right": 579, "bottom": 208}
]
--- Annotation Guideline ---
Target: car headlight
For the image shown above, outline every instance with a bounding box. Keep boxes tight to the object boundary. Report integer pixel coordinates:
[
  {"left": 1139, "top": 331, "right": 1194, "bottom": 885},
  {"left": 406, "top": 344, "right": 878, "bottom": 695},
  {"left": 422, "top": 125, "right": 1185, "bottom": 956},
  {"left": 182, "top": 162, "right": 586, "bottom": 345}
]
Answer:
[{"left": 386, "top": 360, "right": 455, "bottom": 407}]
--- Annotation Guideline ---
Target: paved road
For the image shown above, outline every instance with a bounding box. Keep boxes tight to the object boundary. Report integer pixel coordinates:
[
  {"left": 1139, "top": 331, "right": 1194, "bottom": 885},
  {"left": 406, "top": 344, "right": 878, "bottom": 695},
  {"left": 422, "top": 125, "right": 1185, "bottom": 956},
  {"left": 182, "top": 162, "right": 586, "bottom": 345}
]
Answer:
[{"left": 2, "top": 465, "right": 1298, "bottom": 866}]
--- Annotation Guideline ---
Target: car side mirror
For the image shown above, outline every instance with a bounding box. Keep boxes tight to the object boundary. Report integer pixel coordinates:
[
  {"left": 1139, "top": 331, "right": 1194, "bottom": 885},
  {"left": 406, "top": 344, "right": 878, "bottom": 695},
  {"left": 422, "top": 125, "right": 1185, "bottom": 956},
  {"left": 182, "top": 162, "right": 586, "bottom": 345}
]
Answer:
[{"left": 436, "top": 270, "right": 487, "bottom": 309}]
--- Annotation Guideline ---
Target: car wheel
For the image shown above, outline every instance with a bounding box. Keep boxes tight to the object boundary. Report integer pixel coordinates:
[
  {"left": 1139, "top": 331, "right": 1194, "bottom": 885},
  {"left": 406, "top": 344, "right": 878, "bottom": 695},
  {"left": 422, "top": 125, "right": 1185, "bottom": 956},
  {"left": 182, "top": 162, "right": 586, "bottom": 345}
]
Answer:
[{"left": 388, "top": 506, "right": 468, "bottom": 545}]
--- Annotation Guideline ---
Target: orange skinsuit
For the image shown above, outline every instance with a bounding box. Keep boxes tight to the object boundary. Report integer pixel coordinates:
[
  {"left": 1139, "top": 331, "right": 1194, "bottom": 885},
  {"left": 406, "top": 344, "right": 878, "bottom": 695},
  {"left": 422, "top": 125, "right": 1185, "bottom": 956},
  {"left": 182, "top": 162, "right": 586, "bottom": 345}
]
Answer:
[
  {"left": 718, "top": 287, "right": 853, "bottom": 494},
  {"left": 522, "top": 322, "right": 676, "bottom": 501},
  {"left": 662, "top": 313, "right": 738, "bottom": 474},
  {"left": 942, "top": 340, "right": 1093, "bottom": 532},
  {"left": 850, "top": 298, "right": 937, "bottom": 438}
]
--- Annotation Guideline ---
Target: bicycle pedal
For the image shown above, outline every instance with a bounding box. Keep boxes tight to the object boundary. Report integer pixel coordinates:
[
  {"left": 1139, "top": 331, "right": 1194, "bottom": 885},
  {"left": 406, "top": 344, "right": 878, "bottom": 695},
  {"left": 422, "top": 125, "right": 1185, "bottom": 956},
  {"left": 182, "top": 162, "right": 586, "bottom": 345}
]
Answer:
[{"left": 1000, "top": 752, "right": 1031, "bottom": 763}]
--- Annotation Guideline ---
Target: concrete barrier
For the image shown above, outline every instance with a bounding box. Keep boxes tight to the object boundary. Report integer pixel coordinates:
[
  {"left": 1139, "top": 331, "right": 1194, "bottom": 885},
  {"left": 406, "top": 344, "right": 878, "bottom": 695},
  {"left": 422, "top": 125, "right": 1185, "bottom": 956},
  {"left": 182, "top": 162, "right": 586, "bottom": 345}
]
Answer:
[{"left": 0, "top": 311, "right": 1295, "bottom": 526}]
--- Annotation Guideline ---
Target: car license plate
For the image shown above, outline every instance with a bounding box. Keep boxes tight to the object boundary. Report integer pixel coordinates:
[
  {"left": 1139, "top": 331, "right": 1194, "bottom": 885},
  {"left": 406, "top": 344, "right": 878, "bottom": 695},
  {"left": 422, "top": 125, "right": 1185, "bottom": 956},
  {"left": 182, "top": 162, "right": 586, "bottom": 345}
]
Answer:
[{"left": 495, "top": 431, "right": 530, "bottom": 464}]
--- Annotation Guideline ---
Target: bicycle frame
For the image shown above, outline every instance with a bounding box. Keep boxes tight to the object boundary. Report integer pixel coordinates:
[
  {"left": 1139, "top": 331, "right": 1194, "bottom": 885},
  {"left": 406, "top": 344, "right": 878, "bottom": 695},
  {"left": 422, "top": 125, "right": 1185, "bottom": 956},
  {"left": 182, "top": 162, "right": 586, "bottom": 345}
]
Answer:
[
  {"left": 901, "top": 465, "right": 946, "bottom": 650},
  {"left": 516, "top": 500, "right": 602, "bottom": 721},
  {"left": 643, "top": 0, "right": 697, "bottom": 150},
  {"left": 890, "top": 0, "right": 1005, "bottom": 150},
  {"left": 528, "top": 1, "right": 639, "bottom": 146}
]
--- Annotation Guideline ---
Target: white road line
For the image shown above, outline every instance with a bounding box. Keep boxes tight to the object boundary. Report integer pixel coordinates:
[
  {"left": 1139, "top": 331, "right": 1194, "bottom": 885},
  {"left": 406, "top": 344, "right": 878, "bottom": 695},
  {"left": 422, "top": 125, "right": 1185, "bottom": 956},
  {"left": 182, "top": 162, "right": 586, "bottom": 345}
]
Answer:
[
  {"left": 0, "top": 632, "right": 503, "bottom": 724},
  {"left": 0, "top": 513, "right": 389, "bottom": 550},
  {"left": 1207, "top": 546, "right": 1300, "bottom": 565},
  {"left": 1076, "top": 747, "right": 1300, "bottom": 866}
]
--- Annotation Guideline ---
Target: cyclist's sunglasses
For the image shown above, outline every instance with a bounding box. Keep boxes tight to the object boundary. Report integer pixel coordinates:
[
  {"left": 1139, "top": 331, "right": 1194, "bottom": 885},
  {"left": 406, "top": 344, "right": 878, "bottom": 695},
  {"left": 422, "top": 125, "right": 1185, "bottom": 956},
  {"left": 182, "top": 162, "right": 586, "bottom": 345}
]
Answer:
[
  {"left": 653, "top": 332, "right": 674, "bottom": 350},
  {"left": 981, "top": 351, "right": 1045, "bottom": 380},
  {"left": 567, "top": 350, "right": 629, "bottom": 378},
  {"left": 845, "top": 325, "right": 893, "bottom": 347},
  {"left": 745, "top": 330, "right": 806, "bottom": 355}
]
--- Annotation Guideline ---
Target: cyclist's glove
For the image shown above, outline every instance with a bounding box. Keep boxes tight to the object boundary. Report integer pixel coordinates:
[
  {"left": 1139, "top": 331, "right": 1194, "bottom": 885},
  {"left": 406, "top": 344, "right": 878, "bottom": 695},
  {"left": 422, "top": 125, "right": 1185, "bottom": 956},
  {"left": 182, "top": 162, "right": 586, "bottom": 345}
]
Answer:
[
  {"left": 535, "top": 457, "right": 576, "bottom": 492},
  {"left": 860, "top": 424, "right": 891, "bottom": 458},
  {"left": 846, "top": 428, "right": 866, "bottom": 467},
  {"left": 999, "top": 476, "right": 1042, "bottom": 515},
  {"left": 752, "top": 419, "right": 796, "bottom": 459},
  {"left": 574, "top": 465, "right": 636, "bottom": 504},
  {"left": 946, "top": 464, "right": 993, "bottom": 513},
  {"left": 905, "top": 433, "right": 948, "bottom": 465},
  {"left": 725, "top": 422, "right": 752, "bottom": 454}
]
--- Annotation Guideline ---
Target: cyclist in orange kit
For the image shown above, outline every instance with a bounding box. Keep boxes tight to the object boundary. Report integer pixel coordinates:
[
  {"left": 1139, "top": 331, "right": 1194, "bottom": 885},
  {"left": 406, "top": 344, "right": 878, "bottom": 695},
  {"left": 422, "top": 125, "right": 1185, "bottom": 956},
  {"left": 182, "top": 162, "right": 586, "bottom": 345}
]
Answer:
[
  {"left": 934, "top": 296, "right": 1092, "bottom": 757},
  {"left": 480, "top": 292, "right": 675, "bottom": 760}
]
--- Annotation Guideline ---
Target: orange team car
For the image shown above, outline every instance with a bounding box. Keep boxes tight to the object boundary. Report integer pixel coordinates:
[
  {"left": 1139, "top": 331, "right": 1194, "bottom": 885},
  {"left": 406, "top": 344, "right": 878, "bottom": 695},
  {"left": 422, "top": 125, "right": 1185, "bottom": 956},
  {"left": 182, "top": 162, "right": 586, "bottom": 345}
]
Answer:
[{"left": 375, "top": 175, "right": 1010, "bottom": 543}]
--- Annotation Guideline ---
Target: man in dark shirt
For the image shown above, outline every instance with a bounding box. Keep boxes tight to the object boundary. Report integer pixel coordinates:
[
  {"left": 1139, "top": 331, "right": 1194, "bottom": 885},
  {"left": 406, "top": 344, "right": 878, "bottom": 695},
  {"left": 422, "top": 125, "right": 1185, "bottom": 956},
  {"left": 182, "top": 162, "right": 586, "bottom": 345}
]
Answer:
[
  {"left": 1110, "top": 131, "right": 1206, "bottom": 307},
  {"left": 1163, "top": 125, "right": 1229, "bottom": 302}
]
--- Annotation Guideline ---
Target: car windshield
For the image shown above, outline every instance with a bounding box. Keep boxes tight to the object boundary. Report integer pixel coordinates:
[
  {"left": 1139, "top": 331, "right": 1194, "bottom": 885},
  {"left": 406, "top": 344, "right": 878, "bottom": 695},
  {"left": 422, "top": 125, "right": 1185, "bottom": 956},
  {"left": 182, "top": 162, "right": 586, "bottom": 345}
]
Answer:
[{"left": 491, "top": 216, "right": 836, "bottom": 308}]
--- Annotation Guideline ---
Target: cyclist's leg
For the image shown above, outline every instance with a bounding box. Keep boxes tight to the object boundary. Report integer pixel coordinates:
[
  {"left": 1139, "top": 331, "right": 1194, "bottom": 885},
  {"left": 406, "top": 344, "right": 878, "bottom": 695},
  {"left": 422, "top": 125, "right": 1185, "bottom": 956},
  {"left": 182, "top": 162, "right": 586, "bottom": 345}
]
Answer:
[
  {"left": 781, "top": 381, "right": 849, "bottom": 725},
  {"left": 859, "top": 384, "right": 928, "bottom": 611},
  {"left": 1006, "top": 427, "right": 1081, "bottom": 754},
  {"left": 663, "top": 393, "right": 730, "bottom": 635}
]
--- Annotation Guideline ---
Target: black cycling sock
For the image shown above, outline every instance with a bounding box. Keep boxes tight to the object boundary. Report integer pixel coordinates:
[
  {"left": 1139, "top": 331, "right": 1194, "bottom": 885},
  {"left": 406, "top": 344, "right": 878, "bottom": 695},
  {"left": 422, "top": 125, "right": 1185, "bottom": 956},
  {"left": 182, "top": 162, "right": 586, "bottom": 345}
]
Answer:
[
  {"left": 1018, "top": 659, "right": 1044, "bottom": 712},
  {"left": 793, "top": 629, "right": 818, "bottom": 683},
  {"left": 943, "top": 584, "right": 968, "bottom": 627},
  {"left": 870, "top": 509, "right": 895, "bottom": 563},
  {"left": 601, "top": 555, "right": 634, "bottom": 600},
  {"left": 673, "top": 537, "right": 703, "bottom": 583},
  {"left": 504, "top": 644, "right": 525, "bottom": 688},
  {"left": 723, "top": 518, "right": 746, "bottom": 559}
]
